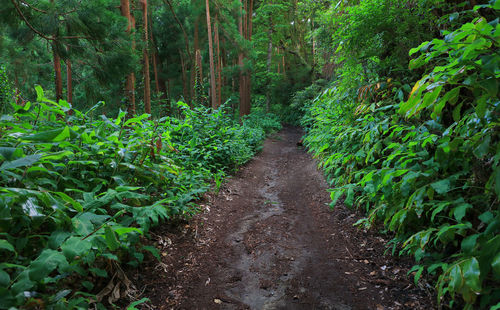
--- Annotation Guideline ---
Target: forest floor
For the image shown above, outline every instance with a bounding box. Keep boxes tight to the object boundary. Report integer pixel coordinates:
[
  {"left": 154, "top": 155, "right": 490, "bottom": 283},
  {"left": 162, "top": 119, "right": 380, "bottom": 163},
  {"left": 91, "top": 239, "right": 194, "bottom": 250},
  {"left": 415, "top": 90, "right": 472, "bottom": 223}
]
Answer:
[{"left": 131, "top": 126, "right": 435, "bottom": 310}]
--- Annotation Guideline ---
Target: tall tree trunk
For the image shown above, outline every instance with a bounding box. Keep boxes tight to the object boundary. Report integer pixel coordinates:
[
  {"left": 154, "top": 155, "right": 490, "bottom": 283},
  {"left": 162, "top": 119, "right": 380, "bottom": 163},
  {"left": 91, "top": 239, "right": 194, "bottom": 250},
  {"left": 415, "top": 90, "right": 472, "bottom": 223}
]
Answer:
[
  {"left": 205, "top": 0, "right": 217, "bottom": 109},
  {"left": 265, "top": 17, "right": 273, "bottom": 112},
  {"left": 142, "top": 0, "right": 151, "bottom": 115},
  {"left": 245, "top": 0, "right": 253, "bottom": 113},
  {"left": 120, "top": 0, "right": 136, "bottom": 115},
  {"left": 238, "top": 1, "right": 246, "bottom": 118},
  {"left": 148, "top": 12, "right": 160, "bottom": 94},
  {"left": 190, "top": 18, "right": 200, "bottom": 101},
  {"left": 52, "top": 46, "right": 63, "bottom": 102},
  {"left": 215, "top": 15, "right": 222, "bottom": 107},
  {"left": 66, "top": 52, "right": 73, "bottom": 106}
]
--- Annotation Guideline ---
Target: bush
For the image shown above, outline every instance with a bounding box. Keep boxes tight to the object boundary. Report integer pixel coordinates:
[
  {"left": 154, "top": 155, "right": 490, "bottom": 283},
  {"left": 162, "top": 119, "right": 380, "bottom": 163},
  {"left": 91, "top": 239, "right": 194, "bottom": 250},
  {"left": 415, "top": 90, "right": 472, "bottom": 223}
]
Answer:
[
  {"left": 304, "top": 3, "right": 500, "bottom": 309},
  {"left": 0, "top": 88, "right": 279, "bottom": 309}
]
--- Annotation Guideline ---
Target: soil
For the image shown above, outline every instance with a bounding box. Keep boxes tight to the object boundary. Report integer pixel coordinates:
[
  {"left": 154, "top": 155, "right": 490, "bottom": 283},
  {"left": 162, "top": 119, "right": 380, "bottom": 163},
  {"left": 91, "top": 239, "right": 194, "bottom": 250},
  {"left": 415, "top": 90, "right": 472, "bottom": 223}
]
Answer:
[{"left": 130, "top": 126, "right": 435, "bottom": 310}]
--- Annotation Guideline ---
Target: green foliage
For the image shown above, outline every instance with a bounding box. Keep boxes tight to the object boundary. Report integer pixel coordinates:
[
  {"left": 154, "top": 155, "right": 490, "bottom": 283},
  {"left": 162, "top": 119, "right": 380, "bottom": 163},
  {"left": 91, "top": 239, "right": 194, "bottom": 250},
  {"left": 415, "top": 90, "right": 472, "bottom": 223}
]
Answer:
[
  {"left": 304, "top": 2, "right": 499, "bottom": 308},
  {"left": 0, "top": 86, "right": 279, "bottom": 308},
  {"left": 0, "top": 65, "right": 14, "bottom": 114}
]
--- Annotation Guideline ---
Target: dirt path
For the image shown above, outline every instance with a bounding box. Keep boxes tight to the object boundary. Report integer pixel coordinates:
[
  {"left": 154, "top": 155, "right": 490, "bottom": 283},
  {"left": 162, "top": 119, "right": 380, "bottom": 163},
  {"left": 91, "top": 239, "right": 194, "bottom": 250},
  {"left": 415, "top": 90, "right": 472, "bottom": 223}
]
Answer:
[{"left": 133, "top": 127, "right": 434, "bottom": 309}]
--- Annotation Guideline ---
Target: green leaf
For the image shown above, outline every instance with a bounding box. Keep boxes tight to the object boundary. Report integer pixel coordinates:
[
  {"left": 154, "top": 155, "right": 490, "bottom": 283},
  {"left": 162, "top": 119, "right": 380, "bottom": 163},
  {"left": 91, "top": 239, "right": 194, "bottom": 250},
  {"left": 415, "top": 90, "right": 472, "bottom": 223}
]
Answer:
[
  {"left": 22, "top": 128, "right": 66, "bottom": 142},
  {"left": 0, "top": 147, "right": 17, "bottom": 161},
  {"left": 0, "top": 240, "right": 15, "bottom": 253},
  {"left": 53, "top": 126, "right": 71, "bottom": 142},
  {"left": 35, "top": 85, "right": 44, "bottom": 101},
  {"left": 462, "top": 257, "right": 481, "bottom": 293},
  {"left": 29, "top": 249, "right": 69, "bottom": 281},
  {"left": 492, "top": 252, "right": 500, "bottom": 277},
  {"left": 0, "top": 269, "right": 10, "bottom": 287},
  {"left": 126, "top": 298, "right": 150, "bottom": 310},
  {"left": 431, "top": 179, "right": 451, "bottom": 194},
  {"left": 52, "top": 191, "right": 83, "bottom": 212},
  {"left": 473, "top": 135, "right": 491, "bottom": 159},
  {"left": 61, "top": 237, "right": 91, "bottom": 259},
  {"left": 104, "top": 226, "right": 120, "bottom": 251},
  {"left": 461, "top": 234, "right": 479, "bottom": 253},
  {"left": 0, "top": 154, "right": 42, "bottom": 171},
  {"left": 453, "top": 203, "right": 472, "bottom": 222},
  {"left": 142, "top": 245, "right": 161, "bottom": 261}
]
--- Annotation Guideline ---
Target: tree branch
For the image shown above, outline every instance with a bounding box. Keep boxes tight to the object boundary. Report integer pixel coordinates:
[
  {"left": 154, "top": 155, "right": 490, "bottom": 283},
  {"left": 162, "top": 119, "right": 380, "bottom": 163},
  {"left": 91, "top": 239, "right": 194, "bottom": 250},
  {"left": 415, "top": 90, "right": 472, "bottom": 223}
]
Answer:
[{"left": 10, "top": 0, "right": 55, "bottom": 41}]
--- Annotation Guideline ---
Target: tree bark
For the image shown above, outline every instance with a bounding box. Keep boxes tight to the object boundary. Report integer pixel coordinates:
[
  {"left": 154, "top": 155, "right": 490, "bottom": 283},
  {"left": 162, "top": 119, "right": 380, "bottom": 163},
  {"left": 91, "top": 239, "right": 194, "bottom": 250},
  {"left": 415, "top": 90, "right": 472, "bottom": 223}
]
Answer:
[
  {"left": 206, "top": 0, "right": 217, "bottom": 109},
  {"left": 120, "top": 0, "right": 136, "bottom": 115},
  {"left": 52, "top": 46, "right": 63, "bottom": 102},
  {"left": 215, "top": 15, "right": 222, "bottom": 107},
  {"left": 265, "top": 17, "right": 273, "bottom": 112},
  {"left": 238, "top": 1, "right": 246, "bottom": 118},
  {"left": 142, "top": 0, "right": 151, "bottom": 115},
  {"left": 148, "top": 11, "right": 160, "bottom": 94}
]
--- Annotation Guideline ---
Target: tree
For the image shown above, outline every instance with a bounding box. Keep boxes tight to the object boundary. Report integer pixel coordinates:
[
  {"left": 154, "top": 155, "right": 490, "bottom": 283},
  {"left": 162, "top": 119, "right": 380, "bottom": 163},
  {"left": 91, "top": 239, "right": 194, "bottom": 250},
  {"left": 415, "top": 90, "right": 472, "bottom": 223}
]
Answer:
[
  {"left": 206, "top": 0, "right": 217, "bottom": 108},
  {"left": 142, "top": 0, "right": 151, "bottom": 114},
  {"left": 120, "top": 0, "right": 137, "bottom": 115}
]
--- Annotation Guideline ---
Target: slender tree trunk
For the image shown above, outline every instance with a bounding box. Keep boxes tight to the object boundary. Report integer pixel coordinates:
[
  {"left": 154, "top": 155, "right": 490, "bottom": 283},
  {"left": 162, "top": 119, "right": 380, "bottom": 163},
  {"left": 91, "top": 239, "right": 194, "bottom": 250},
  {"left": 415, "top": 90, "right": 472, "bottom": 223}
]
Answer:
[
  {"left": 120, "top": 0, "right": 136, "bottom": 115},
  {"left": 238, "top": 1, "right": 246, "bottom": 118},
  {"left": 245, "top": 0, "right": 253, "bottom": 113},
  {"left": 205, "top": 0, "right": 217, "bottom": 109},
  {"left": 190, "top": 18, "right": 200, "bottom": 101},
  {"left": 52, "top": 46, "right": 63, "bottom": 102},
  {"left": 66, "top": 53, "right": 73, "bottom": 106},
  {"left": 142, "top": 0, "right": 151, "bottom": 114},
  {"left": 149, "top": 12, "right": 160, "bottom": 94},
  {"left": 215, "top": 15, "right": 222, "bottom": 107},
  {"left": 265, "top": 18, "right": 273, "bottom": 112}
]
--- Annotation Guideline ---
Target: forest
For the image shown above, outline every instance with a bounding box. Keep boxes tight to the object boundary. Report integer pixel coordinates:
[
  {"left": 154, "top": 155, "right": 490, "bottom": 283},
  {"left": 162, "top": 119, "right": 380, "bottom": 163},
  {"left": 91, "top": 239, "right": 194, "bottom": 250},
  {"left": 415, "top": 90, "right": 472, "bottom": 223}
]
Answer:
[{"left": 0, "top": 0, "right": 499, "bottom": 309}]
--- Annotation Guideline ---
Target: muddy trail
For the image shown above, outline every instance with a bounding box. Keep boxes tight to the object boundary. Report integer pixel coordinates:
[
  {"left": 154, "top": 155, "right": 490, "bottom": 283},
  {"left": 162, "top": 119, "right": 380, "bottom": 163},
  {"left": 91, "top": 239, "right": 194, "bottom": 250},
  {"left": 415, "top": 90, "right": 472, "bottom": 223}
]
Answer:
[{"left": 132, "top": 126, "right": 434, "bottom": 309}]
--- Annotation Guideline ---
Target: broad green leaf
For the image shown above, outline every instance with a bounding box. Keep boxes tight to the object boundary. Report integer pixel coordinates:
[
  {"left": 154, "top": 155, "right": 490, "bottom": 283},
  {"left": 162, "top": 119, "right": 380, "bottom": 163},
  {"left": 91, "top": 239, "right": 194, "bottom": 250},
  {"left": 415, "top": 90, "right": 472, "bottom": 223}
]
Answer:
[
  {"left": 104, "top": 226, "right": 120, "bottom": 251},
  {"left": 42, "top": 151, "right": 74, "bottom": 161},
  {"left": 52, "top": 192, "right": 83, "bottom": 212},
  {"left": 461, "top": 234, "right": 479, "bottom": 253},
  {"left": 61, "top": 237, "right": 91, "bottom": 259},
  {"left": 473, "top": 135, "right": 491, "bottom": 159},
  {"left": 0, "top": 154, "right": 42, "bottom": 171},
  {"left": 461, "top": 257, "right": 481, "bottom": 293},
  {"left": 35, "top": 85, "right": 44, "bottom": 101},
  {"left": 22, "top": 128, "right": 66, "bottom": 142},
  {"left": 0, "top": 240, "right": 15, "bottom": 253},
  {"left": 29, "top": 249, "right": 69, "bottom": 281},
  {"left": 0, "top": 269, "right": 10, "bottom": 286},
  {"left": 453, "top": 203, "right": 471, "bottom": 222},
  {"left": 492, "top": 252, "right": 500, "bottom": 277},
  {"left": 0, "top": 147, "right": 17, "bottom": 161},
  {"left": 431, "top": 179, "right": 451, "bottom": 195}
]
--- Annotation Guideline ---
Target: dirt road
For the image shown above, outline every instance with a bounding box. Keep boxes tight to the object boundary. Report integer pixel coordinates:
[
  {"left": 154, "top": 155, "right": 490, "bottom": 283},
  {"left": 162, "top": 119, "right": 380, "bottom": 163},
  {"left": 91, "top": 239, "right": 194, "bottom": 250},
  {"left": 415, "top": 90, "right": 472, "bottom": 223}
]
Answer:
[{"left": 134, "top": 127, "right": 433, "bottom": 309}]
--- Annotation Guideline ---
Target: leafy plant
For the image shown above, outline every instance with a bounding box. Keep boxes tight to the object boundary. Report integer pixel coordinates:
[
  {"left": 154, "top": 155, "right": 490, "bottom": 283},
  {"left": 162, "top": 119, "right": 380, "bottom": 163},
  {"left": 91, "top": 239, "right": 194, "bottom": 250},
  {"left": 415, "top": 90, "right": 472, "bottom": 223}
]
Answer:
[
  {"left": 303, "top": 2, "right": 499, "bottom": 308},
  {"left": 0, "top": 86, "right": 279, "bottom": 308}
]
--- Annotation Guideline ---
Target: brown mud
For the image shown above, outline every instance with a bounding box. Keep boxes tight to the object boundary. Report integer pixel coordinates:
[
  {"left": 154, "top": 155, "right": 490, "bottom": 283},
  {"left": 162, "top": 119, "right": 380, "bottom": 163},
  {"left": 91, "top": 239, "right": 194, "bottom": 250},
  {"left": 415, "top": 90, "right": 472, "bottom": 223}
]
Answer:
[{"left": 131, "top": 126, "right": 434, "bottom": 309}]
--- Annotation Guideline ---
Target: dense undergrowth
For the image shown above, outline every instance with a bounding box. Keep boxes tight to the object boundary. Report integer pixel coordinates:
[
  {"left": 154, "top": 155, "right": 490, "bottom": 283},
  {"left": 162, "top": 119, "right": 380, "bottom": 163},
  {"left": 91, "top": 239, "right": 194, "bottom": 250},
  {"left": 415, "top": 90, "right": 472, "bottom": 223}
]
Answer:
[
  {"left": 302, "top": 1, "right": 499, "bottom": 309},
  {"left": 0, "top": 87, "right": 280, "bottom": 309}
]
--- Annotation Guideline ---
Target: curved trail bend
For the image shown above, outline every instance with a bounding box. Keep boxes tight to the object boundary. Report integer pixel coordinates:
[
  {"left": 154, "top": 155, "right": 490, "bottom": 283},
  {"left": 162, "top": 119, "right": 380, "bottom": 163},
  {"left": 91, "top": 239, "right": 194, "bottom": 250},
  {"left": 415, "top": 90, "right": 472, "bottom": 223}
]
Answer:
[{"left": 136, "top": 126, "right": 432, "bottom": 309}]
